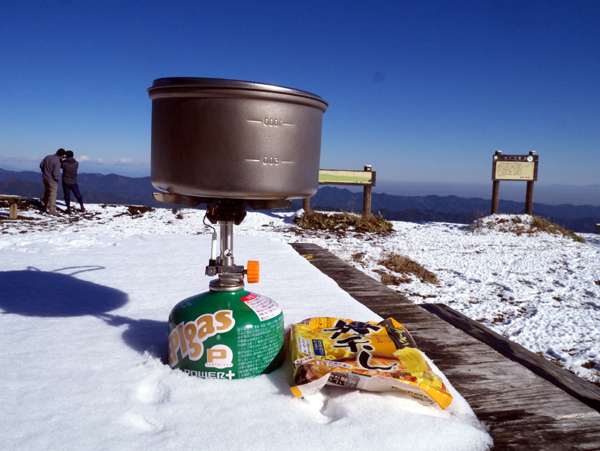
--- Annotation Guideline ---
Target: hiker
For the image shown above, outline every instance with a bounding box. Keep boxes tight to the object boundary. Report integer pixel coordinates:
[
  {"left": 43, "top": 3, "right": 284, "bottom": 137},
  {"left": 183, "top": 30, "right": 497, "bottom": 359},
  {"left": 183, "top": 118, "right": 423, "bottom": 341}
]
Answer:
[
  {"left": 61, "top": 150, "right": 85, "bottom": 214},
  {"left": 39, "top": 148, "right": 66, "bottom": 215}
]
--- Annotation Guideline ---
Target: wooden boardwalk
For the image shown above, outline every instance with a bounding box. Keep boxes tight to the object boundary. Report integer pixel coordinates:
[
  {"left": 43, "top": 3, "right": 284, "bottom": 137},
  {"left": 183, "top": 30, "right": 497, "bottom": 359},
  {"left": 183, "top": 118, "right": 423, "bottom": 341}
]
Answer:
[{"left": 291, "top": 242, "right": 600, "bottom": 451}]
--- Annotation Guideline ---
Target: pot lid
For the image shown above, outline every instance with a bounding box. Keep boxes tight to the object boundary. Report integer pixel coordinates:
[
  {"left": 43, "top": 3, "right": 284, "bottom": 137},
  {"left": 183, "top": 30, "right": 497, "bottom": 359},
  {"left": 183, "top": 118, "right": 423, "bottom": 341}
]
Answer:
[{"left": 149, "top": 77, "right": 328, "bottom": 106}]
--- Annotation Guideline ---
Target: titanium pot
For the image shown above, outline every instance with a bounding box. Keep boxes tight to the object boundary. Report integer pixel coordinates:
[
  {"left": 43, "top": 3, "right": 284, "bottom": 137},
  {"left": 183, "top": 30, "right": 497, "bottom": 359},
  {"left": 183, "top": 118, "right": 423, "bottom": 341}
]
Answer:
[{"left": 148, "top": 78, "right": 328, "bottom": 200}]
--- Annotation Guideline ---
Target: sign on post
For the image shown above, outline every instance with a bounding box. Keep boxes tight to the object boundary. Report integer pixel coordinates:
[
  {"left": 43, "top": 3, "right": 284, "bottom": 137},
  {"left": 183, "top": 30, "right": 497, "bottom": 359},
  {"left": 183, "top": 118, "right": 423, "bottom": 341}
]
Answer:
[
  {"left": 318, "top": 169, "right": 376, "bottom": 186},
  {"left": 303, "top": 166, "right": 376, "bottom": 217},
  {"left": 492, "top": 154, "right": 538, "bottom": 182},
  {"left": 491, "top": 151, "right": 539, "bottom": 215}
]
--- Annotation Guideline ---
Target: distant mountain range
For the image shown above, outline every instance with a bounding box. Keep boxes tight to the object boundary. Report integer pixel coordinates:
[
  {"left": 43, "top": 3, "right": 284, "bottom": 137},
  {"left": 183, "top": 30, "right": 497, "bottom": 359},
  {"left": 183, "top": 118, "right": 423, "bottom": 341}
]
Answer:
[
  {"left": 291, "top": 187, "right": 600, "bottom": 233},
  {"left": 2, "top": 168, "right": 599, "bottom": 233},
  {"left": 0, "top": 168, "right": 160, "bottom": 207}
]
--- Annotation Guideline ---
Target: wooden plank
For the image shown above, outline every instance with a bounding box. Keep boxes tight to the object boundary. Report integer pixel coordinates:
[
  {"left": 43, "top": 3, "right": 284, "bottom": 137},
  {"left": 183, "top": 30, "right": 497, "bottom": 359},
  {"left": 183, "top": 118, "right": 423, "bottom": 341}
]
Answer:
[
  {"left": 0, "top": 195, "right": 29, "bottom": 201},
  {"left": 290, "top": 242, "right": 600, "bottom": 450},
  {"left": 422, "top": 303, "right": 600, "bottom": 411}
]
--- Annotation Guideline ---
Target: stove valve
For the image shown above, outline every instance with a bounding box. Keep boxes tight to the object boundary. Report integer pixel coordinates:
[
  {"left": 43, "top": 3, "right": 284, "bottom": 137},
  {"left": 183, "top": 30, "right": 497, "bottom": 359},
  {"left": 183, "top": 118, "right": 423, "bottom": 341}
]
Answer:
[
  {"left": 205, "top": 260, "right": 259, "bottom": 284},
  {"left": 245, "top": 260, "right": 259, "bottom": 283}
]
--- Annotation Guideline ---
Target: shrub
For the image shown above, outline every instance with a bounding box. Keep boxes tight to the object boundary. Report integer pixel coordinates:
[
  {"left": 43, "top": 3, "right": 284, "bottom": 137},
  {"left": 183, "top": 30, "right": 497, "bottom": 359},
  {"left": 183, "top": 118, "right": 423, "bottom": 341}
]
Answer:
[
  {"left": 529, "top": 216, "right": 585, "bottom": 243},
  {"left": 294, "top": 211, "right": 393, "bottom": 234},
  {"left": 374, "top": 269, "right": 410, "bottom": 285},
  {"left": 472, "top": 215, "right": 585, "bottom": 243}
]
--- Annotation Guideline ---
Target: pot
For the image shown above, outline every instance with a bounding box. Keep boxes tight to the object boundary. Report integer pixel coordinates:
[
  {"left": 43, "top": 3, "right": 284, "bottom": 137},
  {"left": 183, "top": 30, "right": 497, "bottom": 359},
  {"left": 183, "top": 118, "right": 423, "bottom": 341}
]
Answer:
[{"left": 148, "top": 78, "right": 328, "bottom": 200}]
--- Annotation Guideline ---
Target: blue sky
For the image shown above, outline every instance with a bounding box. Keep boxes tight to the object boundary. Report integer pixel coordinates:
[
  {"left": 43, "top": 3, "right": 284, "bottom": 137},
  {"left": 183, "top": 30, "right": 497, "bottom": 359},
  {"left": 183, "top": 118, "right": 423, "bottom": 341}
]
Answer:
[{"left": 1, "top": 0, "right": 599, "bottom": 186}]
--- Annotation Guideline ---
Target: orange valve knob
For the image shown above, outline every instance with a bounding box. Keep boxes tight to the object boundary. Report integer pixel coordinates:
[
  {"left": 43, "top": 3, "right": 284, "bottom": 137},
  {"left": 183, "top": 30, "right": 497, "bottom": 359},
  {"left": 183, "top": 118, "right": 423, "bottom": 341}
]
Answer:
[{"left": 246, "top": 261, "right": 260, "bottom": 283}]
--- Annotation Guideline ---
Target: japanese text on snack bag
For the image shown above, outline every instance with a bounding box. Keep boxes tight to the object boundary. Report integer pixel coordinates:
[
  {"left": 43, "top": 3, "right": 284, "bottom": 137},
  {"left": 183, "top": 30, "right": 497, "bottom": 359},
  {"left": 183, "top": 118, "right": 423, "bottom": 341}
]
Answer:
[{"left": 325, "top": 320, "right": 397, "bottom": 371}]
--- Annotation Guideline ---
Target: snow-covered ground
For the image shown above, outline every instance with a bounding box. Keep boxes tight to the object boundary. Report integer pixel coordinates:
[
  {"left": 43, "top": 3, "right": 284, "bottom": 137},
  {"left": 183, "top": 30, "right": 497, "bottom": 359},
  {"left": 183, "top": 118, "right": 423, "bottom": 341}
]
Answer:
[
  {"left": 0, "top": 202, "right": 495, "bottom": 451},
  {"left": 3, "top": 202, "right": 598, "bottom": 385},
  {"left": 1, "top": 201, "right": 599, "bottom": 450}
]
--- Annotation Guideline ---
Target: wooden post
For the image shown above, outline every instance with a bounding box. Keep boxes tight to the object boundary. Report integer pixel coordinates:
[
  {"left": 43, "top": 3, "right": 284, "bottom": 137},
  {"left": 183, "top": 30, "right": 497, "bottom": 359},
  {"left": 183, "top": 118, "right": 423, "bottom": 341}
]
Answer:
[
  {"left": 491, "top": 181, "right": 500, "bottom": 215},
  {"left": 525, "top": 181, "right": 534, "bottom": 215},
  {"left": 491, "top": 150, "right": 501, "bottom": 215},
  {"left": 9, "top": 202, "right": 18, "bottom": 220},
  {"left": 302, "top": 198, "right": 311, "bottom": 213},
  {"left": 525, "top": 151, "right": 536, "bottom": 215},
  {"left": 362, "top": 165, "right": 372, "bottom": 218}
]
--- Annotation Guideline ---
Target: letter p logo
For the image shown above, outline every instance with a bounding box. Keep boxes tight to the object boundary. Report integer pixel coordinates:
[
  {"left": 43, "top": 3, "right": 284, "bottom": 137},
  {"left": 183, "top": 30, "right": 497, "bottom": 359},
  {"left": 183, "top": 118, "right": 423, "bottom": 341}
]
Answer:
[{"left": 206, "top": 345, "right": 233, "bottom": 368}]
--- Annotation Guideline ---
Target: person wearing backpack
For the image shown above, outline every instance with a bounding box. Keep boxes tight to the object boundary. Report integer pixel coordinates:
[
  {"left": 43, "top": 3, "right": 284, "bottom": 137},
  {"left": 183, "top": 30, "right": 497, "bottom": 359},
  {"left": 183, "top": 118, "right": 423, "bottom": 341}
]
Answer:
[{"left": 61, "top": 150, "right": 85, "bottom": 214}]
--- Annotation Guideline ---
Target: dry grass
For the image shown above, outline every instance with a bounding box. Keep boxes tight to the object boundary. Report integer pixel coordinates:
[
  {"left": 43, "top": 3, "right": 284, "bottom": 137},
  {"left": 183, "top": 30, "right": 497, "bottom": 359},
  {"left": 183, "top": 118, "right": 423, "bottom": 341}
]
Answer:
[
  {"left": 529, "top": 216, "right": 585, "bottom": 242},
  {"left": 113, "top": 205, "right": 155, "bottom": 218},
  {"left": 378, "top": 253, "right": 439, "bottom": 285},
  {"left": 374, "top": 269, "right": 411, "bottom": 285},
  {"left": 294, "top": 211, "right": 393, "bottom": 234},
  {"left": 472, "top": 215, "right": 585, "bottom": 243},
  {"left": 351, "top": 252, "right": 366, "bottom": 263}
]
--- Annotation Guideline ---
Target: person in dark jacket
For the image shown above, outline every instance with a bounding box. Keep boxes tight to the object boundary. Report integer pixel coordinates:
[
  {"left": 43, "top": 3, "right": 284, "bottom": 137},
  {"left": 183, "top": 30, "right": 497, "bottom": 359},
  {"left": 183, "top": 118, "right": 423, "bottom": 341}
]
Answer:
[
  {"left": 61, "top": 150, "right": 85, "bottom": 214},
  {"left": 40, "top": 148, "right": 66, "bottom": 215}
]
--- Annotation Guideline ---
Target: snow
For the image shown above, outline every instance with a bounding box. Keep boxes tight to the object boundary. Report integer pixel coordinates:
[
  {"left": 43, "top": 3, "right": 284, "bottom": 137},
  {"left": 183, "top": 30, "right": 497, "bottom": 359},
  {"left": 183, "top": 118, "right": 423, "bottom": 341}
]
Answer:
[{"left": 2, "top": 203, "right": 600, "bottom": 450}]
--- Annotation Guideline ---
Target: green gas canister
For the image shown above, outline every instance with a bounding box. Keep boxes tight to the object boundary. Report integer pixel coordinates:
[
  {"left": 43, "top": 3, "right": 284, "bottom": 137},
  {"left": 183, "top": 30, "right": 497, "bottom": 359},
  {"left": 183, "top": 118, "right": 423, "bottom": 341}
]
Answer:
[{"left": 167, "top": 287, "right": 284, "bottom": 379}]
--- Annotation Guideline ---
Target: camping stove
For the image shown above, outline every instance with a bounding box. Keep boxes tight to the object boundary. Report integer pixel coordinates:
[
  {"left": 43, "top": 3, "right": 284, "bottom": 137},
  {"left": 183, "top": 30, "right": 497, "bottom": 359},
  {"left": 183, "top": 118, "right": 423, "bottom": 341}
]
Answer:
[
  {"left": 203, "top": 199, "right": 260, "bottom": 292},
  {"left": 147, "top": 78, "right": 328, "bottom": 380},
  {"left": 163, "top": 198, "right": 288, "bottom": 379}
]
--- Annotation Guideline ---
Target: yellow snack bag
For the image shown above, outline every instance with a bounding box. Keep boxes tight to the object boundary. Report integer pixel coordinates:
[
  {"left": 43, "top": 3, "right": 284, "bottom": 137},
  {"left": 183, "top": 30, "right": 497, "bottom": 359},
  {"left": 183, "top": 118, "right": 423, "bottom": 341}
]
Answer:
[{"left": 289, "top": 317, "right": 452, "bottom": 409}]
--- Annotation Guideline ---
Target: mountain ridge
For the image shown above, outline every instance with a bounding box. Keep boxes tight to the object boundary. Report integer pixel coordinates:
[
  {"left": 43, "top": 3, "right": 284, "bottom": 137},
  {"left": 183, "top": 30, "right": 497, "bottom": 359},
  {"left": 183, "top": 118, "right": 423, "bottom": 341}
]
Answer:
[{"left": 1, "top": 168, "right": 598, "bottom": 232}]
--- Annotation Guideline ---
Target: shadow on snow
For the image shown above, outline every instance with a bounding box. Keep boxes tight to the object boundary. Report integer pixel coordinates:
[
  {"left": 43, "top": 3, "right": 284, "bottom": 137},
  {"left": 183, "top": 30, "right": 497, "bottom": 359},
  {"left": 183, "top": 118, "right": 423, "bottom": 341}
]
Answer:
[
  {"left": 0, "top": 266, "right": 127, "bottom": 317},
  {"left": 0, "top": 266, "right": 168, "bottom": 362}
]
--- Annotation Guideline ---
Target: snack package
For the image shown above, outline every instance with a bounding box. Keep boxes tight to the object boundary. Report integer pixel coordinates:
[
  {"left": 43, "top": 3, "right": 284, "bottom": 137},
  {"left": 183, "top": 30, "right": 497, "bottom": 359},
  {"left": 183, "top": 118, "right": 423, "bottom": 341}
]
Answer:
[{"left": 289, "top": 317, "right": 452, "bottom": 409}]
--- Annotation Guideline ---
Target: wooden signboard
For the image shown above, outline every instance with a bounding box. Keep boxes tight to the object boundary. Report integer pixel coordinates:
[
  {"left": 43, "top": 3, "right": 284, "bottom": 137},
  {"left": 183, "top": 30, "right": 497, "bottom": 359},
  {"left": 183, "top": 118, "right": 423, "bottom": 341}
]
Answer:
[
  {"left": 304, "top": 166, "right": 376, "bottom": 218},
  {"left": 491, "top": 151, "right": 538, "bottom": 215},
  {"left": 492, "top": 153, "right": 539, "bottom": 181},
  {"left": 318, "top": 169, "right": 376, "bottom": 186}
]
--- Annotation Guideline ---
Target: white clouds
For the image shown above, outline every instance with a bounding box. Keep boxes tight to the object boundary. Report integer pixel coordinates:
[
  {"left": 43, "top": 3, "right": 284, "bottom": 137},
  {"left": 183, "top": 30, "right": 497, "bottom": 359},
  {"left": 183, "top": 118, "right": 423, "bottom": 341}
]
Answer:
[
  {"left": 79, "top": 157, "right": 150, "bottom": 177},
  {"left": 0, "top": 155, "right": 44, "bottom": 164},
  {"left": 0, "top": 154, "right": 150, "bottom": 176},
  {"left": 78, "top": 156, "right": 142, "bottom": 166}
]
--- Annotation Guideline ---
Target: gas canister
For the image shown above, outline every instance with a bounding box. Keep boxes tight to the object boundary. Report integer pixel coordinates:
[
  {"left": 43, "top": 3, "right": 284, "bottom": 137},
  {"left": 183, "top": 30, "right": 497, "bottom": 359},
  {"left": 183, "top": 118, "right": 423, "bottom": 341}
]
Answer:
[{"left": 167, "top": 289, "right": 284, "bottom": 379}]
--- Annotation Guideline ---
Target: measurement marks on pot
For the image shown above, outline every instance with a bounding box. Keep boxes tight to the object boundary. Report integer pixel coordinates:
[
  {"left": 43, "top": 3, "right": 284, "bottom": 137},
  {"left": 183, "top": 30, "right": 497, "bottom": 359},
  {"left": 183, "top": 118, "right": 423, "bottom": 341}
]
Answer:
[
  {"left": 245, "top": 157, "right": 294, "bottom": 165},
  {"left": 246, "top": 118, "right": 295, "bottom": 127},
  {"left": 246, "top": 118, "right": 295, "bottom": 165}
]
